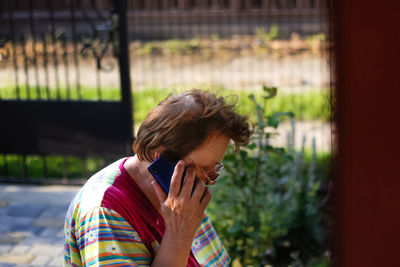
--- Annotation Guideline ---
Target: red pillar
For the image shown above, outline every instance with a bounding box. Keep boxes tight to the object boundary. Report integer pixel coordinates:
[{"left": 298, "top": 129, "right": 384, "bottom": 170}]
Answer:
[{"left": 334, "top": 0, "right": 400, "bottom": 266}]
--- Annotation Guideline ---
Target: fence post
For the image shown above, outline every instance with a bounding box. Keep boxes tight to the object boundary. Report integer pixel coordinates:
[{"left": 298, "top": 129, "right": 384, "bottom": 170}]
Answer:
[{"left": 113, "top": 0, "right": 134, "bottom": 153}]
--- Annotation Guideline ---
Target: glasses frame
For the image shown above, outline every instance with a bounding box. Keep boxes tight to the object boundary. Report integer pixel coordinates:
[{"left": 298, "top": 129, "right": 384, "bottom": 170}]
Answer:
[{"left": 186, "top": 156, "right": 224, "bottom": 185}]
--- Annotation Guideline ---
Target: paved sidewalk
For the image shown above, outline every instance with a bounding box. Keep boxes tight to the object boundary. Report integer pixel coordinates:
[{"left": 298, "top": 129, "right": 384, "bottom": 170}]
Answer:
[{"left": 0, "top": 184, "right": 80, "bottom": 267}]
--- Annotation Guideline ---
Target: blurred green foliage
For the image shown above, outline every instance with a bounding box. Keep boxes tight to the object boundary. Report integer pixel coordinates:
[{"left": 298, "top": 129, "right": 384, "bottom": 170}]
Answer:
[
  {"left": 207, "top": 86, "right": 331, "bottom": 267},
  {"left": 0, "top": 86, "right": 331, "bottom": 125},
  {"left": 255, "top": 24, "right": 281, "bottom": 42}
]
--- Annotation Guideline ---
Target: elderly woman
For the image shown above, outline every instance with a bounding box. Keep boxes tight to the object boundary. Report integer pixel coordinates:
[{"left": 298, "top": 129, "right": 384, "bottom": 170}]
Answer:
[{"left": 64, "top": 89, "right": 252, "bottom": 267}]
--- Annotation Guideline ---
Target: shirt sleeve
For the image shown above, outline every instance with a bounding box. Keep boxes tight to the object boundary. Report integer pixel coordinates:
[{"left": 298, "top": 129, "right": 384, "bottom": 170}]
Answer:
[
  {"left": 191, "top": 213, "right": 231, "bottom": 267},
  {"left": 75, "top": 207, "right": 152, "bottom": 267}
]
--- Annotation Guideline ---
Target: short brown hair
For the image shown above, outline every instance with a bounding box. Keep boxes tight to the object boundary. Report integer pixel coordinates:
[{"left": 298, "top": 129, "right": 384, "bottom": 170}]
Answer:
[{"left": 133, "top": 89, "right": 252, "bottom": 162}]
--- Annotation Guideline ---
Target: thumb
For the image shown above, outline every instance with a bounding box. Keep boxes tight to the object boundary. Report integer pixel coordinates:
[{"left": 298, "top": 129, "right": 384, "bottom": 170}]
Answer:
[{"left": 151, "top": 180, "right": 167, "bottom": 203}]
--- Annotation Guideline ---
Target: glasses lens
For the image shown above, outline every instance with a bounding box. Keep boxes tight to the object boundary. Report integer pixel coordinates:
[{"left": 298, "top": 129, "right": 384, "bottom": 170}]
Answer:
[
  {"left": 207, "top": 163, "right": 224, "bottom": 181},
  {"left": 216, "top": 163, "right": 224, "bottom": 172}
]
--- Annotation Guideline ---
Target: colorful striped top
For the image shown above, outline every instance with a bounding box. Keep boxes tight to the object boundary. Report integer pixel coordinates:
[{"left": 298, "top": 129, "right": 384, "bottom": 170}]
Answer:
[{"left": 64, "top": 157, "right": 230, "bottom": 267}]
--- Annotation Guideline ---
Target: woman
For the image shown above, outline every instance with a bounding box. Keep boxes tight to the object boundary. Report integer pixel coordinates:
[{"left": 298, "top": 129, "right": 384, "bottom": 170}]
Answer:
[{"left": 64, "top": 89, "right": 252, "bottom": 266}]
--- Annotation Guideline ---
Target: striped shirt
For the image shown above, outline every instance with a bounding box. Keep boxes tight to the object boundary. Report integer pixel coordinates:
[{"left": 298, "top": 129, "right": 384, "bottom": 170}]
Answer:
[{"left": 64, "top": 158, "right": 230, "bottom": 267}]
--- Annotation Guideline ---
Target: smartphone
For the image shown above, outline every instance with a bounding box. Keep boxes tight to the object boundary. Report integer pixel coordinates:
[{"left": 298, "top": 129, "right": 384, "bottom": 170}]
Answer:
[{"left": 148, "top": 156, "right": 186, "bottom": 194}]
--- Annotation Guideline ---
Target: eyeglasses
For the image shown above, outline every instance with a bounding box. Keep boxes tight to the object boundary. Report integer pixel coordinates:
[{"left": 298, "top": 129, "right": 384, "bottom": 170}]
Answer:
[{"left": 186, "top": 156, "right": 224, "bottom": 185}]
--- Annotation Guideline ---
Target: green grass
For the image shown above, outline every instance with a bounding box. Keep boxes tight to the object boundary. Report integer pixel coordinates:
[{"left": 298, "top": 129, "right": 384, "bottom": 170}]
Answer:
[
  {"left": 132, "top": 88, "right": 172, "bottom": 124},
  {"left": 132, "top": 87, "right": 331, "bottom": 124},
  {"left": 0, "top": 85, "right": 332, "bottom": 123},
  {"left": 0, "top": 84, "right": 121, "bottom": 101},
  {"left": 0, "top": 154, "right": 106, "bottom": 179},
  {"left": 227, "top": 88, "right": 330, "bottom": 122}
]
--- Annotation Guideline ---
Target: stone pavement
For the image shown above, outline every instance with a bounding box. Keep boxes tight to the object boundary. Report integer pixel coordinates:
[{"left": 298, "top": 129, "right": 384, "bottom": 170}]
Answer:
[{"left": 0, "top": 184, "right": 80, "bottom": 267}]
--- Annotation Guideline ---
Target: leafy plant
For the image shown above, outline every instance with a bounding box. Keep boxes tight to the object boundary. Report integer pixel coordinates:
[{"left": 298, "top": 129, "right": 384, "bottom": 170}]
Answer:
[
  {"left": 255, "top": 24, "right": 280, "bottom": 43},
  {"left": 208, "top": 86, "right": 330, "bottom": 266},
  {"left": 268, "top": 25, "right": 280, "bottom": 41}
]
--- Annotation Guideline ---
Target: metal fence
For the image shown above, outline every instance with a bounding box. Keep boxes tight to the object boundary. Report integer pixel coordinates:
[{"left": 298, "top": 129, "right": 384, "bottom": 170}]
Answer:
[
  {"left": 0, "top": 0, "right": 127, "bottom": 100},
  {"left": 0, "top": 0, "right": 133, "bottom": 183}
]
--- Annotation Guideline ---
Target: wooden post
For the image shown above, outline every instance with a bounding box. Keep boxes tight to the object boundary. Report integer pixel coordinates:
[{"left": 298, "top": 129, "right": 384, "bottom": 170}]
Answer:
[
  {"left": 178, "top": 0, "right": 191, "bottom": 10},
  {"left": 128, "top": 0, "right": 141, "bottom": 10},
  {"left": 261, "top": 0, "right": 272, "bottom": 9},
  {"left": 229, "top": 0, "right": 242, "bottom": 10},
  {"left": 298, "top": 0, "right": 312, "bottom": 8},
  {"left": 161, "top": 0, "right": 167, "bottom": 9},
  {"left": 194, "top": 0, "right": 210, "bottom": 9},
  {"left": 144, "top": 0, "right": 160, "bottom": 10},
  {"left": 244, "top": 0, "right": 252, "bottom": 10}
]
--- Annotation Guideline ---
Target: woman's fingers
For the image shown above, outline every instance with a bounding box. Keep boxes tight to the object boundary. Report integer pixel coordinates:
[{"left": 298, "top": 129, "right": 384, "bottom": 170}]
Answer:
[
  {"left": 169, "top": 160, "right": 186, "bottom": 196},
  {"left": 158, "top": 163, "right": 212, "bottom": 238},
  {"left": 180, "top": 166, "right": 196, "bottom": 197},
  {"left": 200, "top": 187, "right": 212, "bottom": 208},
  {"left": 191, "top": 178, "right": 206, "bottom": 201},
  {"left": 151, "top": 180, "right": 167, "bottom": 203},
  {"left": 163, "top": 161, "right": 210, "bottom": 216}
]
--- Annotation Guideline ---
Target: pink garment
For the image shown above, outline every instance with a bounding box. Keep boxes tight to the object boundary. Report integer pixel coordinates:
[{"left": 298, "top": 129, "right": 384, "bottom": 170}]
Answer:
[{"left": 101, "top": 158, "right": 200, "bottom": 266}]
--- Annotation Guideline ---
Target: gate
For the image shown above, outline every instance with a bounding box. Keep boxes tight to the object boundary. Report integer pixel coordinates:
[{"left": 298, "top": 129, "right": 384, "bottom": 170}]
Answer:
[{"left": 0, "top": 0, "right": 133, "bottom": 183}]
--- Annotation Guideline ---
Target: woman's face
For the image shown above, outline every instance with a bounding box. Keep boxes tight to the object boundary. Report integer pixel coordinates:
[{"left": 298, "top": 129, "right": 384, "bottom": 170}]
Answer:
[{"left": 184, "top": 132, "right": 230, "bottom": 185}]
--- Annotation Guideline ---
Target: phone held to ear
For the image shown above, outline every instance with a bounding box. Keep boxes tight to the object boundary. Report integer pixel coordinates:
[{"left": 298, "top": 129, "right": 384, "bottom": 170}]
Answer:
[{"left": 147, "top": 156, "right": 187, "bottom": 194}]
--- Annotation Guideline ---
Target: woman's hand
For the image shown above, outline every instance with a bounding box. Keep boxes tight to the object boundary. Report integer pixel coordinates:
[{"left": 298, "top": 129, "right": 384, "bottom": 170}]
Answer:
[
  {"left": 152, "top": 160, "right": 211, "bottom": 238},
  {"left": 151, "top": 160, "right": 212, "bottom": 267}
]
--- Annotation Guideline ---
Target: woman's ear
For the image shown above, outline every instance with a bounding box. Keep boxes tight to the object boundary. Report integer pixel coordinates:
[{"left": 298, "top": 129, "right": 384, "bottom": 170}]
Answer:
[
  {"left": 131, "top": 143, "right": 136, "bottom": 154},
  {"left": 153, "top": 147, "right": 166, "bottom": 159}
]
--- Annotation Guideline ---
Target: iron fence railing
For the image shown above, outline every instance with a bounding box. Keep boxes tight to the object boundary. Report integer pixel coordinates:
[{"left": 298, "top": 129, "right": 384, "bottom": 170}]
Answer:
[
  {"left": 0, "top": 0, "right": 123, "bottom": 101},
  {"left": 0, "top": 0, "right": 133, "bottom": 184}
]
